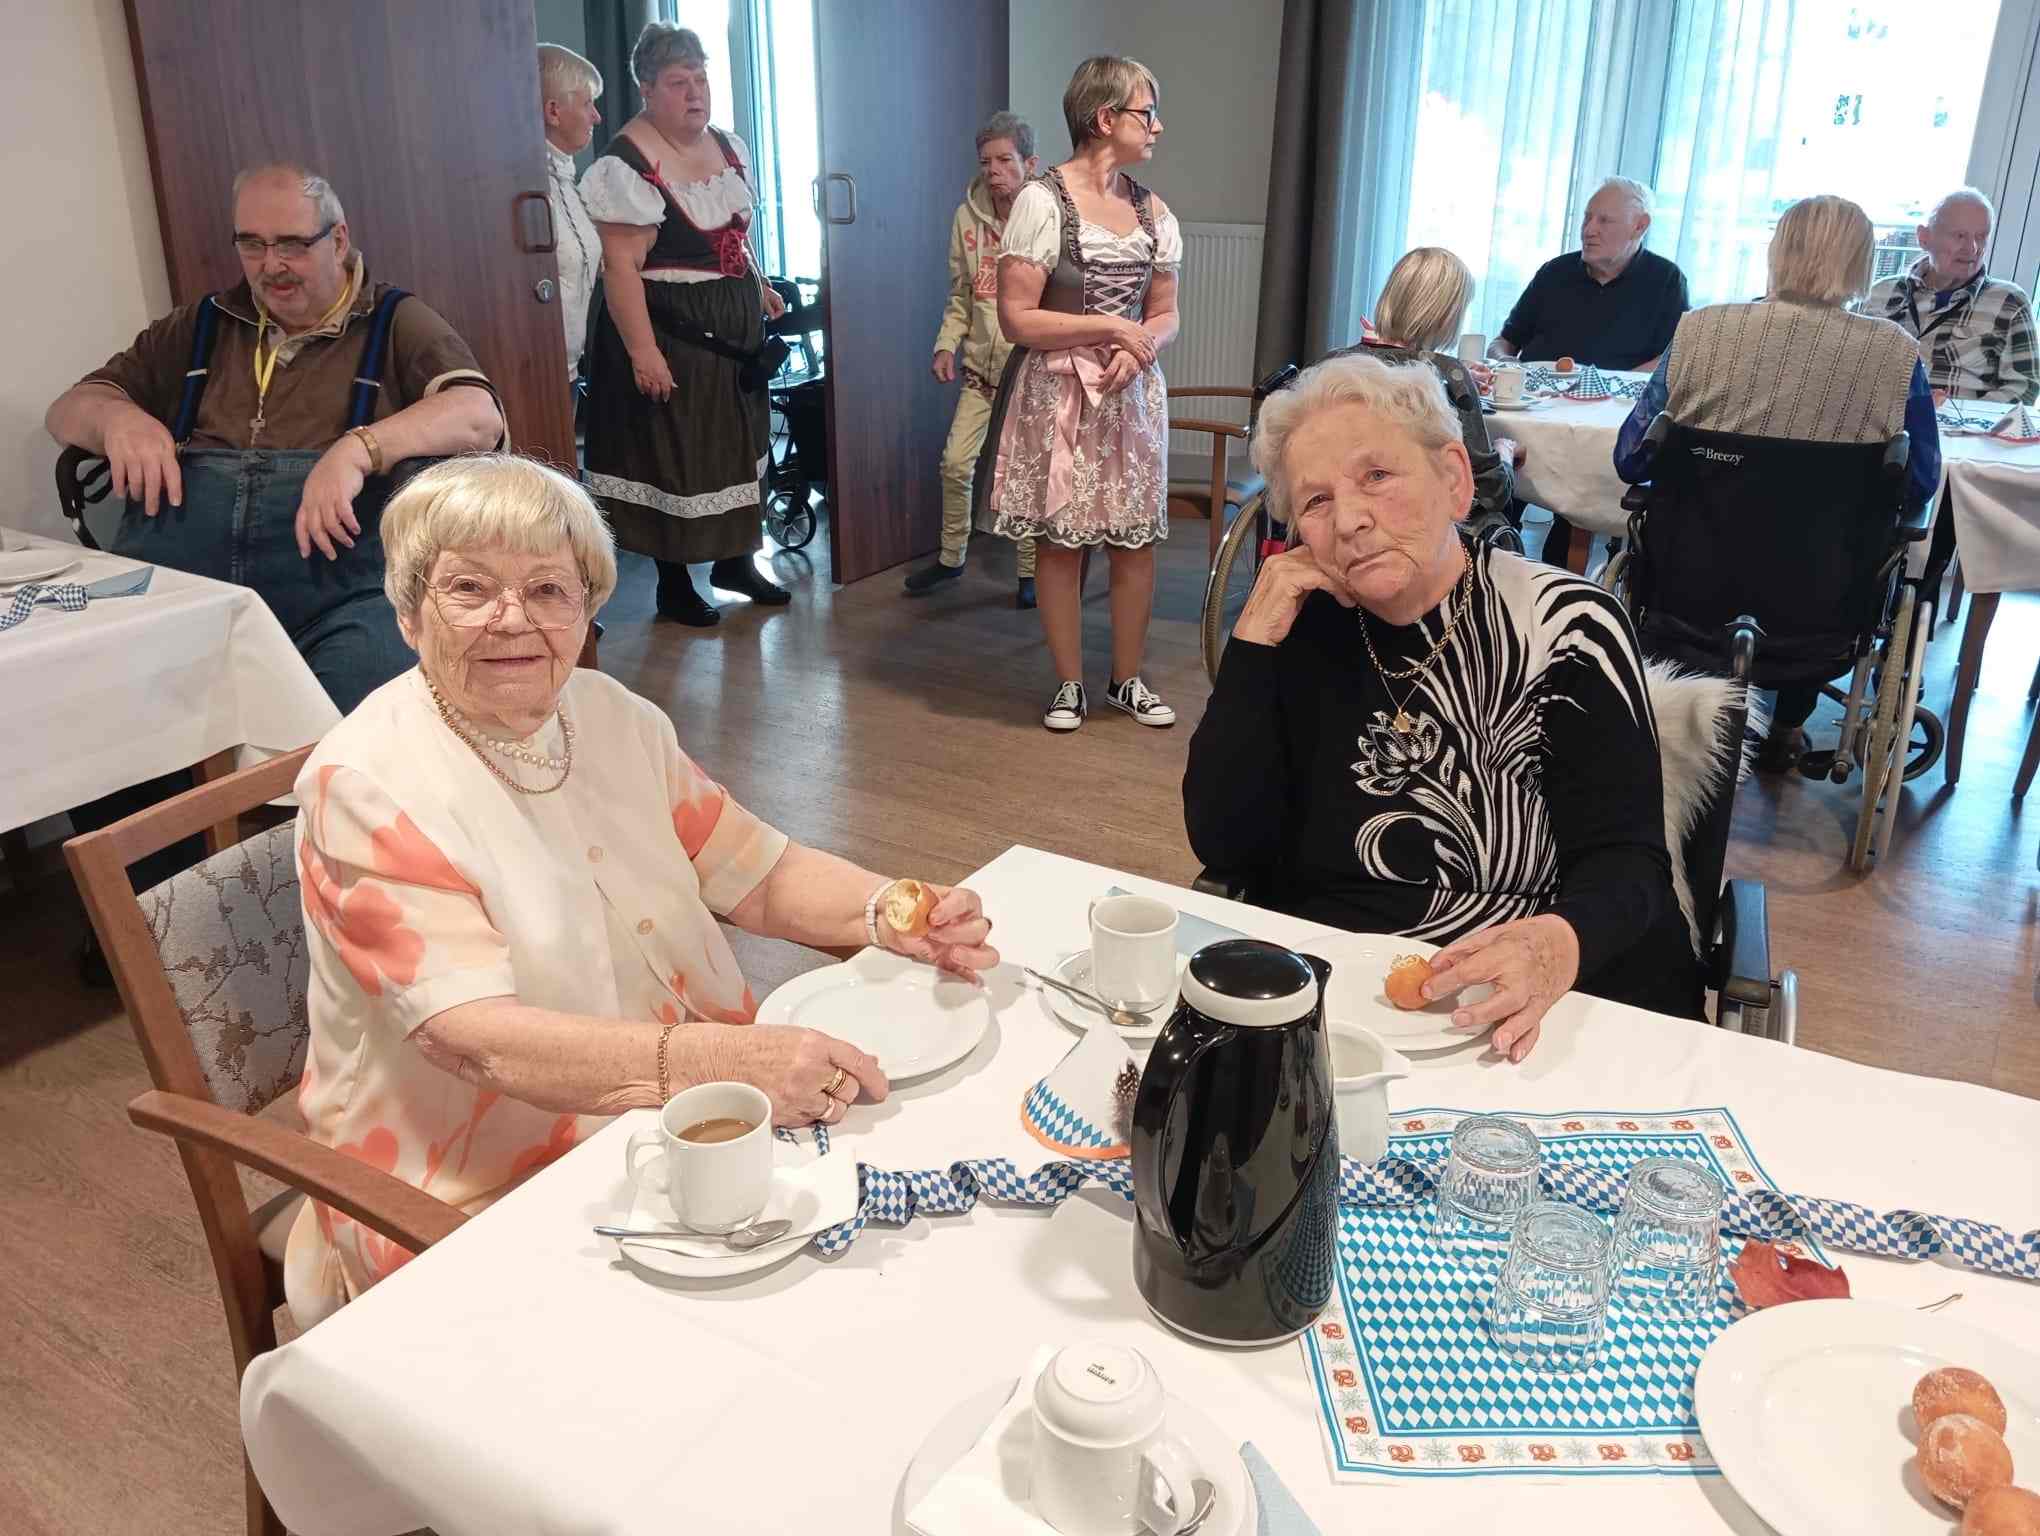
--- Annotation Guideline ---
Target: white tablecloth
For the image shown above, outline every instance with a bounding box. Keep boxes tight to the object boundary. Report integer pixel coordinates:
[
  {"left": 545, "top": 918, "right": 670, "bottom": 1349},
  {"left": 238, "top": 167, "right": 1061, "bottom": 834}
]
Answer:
[
  {"left": 239, "top": 846, "right": 2040, "bottom": 1536},
  {"left": 0, "top": 529, "right": 337, "bottom": 832},
  {"left": 1503, "top": 381, "right": 2040, "bottom": 594}
]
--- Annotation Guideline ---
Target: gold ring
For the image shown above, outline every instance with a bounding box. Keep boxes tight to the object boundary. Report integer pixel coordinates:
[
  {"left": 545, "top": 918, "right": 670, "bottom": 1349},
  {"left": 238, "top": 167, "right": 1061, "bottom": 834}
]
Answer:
[{"left": 822, "top": 1065, "right": 848, "bottom": 1099}]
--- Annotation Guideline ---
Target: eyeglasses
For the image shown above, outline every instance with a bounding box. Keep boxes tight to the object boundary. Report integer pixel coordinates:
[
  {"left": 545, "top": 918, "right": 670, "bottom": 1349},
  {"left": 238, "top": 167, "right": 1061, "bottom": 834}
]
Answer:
[
  {"left": 427, "top": 573, "right": 588, "bottom": 630},
  {"left": 232, "top": 223, "right": 337, "bottom": 261},
  {"left": 1113, "top": 103, "right": 1161, "bottom": 131}
]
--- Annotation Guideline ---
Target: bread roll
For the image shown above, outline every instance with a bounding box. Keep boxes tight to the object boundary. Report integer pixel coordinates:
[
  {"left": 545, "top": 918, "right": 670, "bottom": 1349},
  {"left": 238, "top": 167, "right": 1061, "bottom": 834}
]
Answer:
[
  {"left": 1384, "top": 954, "right": 1434, "bottom": 1010},
  {"left": 1555, "top": 356, "right": 1577, "bottom": 373},
  {"left": 1917, "top": 1367, "right": 2009, "bottom": 1435},
  {"left": 1919, "top": 1413, "right": 2016, "bottom": 1510},
  {"left": 1962, "top": 1486, "right": 2040, "bottom": 1536},
  {"left": 882, "top": 878, "right": 935, "bottom": 939}
]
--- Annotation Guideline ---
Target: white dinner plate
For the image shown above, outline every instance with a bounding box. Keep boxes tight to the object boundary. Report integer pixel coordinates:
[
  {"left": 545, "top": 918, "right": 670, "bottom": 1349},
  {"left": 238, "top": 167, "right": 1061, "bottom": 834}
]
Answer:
[
  {"left": 899, "top": 1377, "right": 1256, "bottom": 1536},
  {"left": 1036, "top": 949, "right": 1179, "bottom": 1042},
  {"left": 0, "top": 551, "right": 80, "bottom": 587},
  {"left": 1309, "top": 932, "right": 1497, "bottom": 1050},
  {"left": 1695, "top": 1299, "right": 2040, "bottom": 1536},
  {"left": 756, "top": 948, "right": 992, "bottom": 1083}
]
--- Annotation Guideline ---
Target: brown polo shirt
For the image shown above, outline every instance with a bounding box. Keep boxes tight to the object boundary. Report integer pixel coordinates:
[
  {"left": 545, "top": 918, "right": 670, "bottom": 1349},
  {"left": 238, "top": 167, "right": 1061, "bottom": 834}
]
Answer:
[{"left": 80, "top": 255, "right": 501, "bottom": 453}]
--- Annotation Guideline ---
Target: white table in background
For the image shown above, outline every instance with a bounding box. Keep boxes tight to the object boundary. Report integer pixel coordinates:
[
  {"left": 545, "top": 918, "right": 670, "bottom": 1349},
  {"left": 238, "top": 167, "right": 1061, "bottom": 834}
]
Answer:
[
  {"left": 237, "top": 846, "right": 2040, "bottom": 1536},
  {"left": 0, "top": 528, "right": 336, "bottom": 837}
]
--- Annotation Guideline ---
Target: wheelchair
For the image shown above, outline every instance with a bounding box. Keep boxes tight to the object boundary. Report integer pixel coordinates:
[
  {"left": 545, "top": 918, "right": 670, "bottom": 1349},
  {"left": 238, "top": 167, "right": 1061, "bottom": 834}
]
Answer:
[
  {"left": 1199, "top": 358, "right": 1524, "bottom": 684},
  {"left": 1606, "top": 414, "right": 1942, "bottom": 874},
  {"left": 763, "top": 276, "right": 824, "bottom": 553}
]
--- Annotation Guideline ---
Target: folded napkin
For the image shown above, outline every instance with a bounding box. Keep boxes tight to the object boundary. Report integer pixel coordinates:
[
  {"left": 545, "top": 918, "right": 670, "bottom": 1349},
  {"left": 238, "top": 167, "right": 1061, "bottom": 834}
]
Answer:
[
  {"left": 619, "top": 1134, "right": 857, "bottom": 1257},
  {"left": 1021, "top": 1024, "right": 1139, "bottom": 1161},
  {"left": 1105, "top": 887, "right": 1248, "bottom": 959},
  {"left": 1239, "top": 1443, "right": 1322, "bottom": 1535},
  {"left": 906, "top": 1347, "right": 1054, "bottom": 1536},
  {"left": 1991, "top": 402, "right": 2040, "bottom": 442},
  {"left": 1568, "top": 363, "right": 1614, "bottom": 401}
]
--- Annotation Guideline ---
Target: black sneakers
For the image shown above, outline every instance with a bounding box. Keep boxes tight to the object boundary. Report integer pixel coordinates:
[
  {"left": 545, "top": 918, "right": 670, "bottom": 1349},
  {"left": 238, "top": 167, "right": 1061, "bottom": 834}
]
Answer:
[{"left": 903, "top": 561, "right": 964, "bottom": 595}]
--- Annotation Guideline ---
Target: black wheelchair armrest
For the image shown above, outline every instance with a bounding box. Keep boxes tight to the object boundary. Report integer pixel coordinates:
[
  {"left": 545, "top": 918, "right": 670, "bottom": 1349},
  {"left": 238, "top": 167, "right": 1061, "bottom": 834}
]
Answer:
[
  {"left": 1712, "top": 878, "right": 1773, "bottom": 1010},
  {"left": 1192, "top": 868, "right": 1248, "bottom": 901},
  {"left": 54, "top": 445, "right": 114, "bottom": 552},
  {"left": 1620, "top": 482, "right": 1651, "bottom": 514},
  {"left": 1896, "top": 495, "right": 1935, "bottom": 543}
]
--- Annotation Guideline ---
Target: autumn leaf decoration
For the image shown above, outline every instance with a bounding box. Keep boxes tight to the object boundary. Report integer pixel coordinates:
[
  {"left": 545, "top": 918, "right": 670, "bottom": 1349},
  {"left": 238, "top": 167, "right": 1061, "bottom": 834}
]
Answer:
[{"left": 1730, "top": 1240, "right": 1851, "bottom": 1309}]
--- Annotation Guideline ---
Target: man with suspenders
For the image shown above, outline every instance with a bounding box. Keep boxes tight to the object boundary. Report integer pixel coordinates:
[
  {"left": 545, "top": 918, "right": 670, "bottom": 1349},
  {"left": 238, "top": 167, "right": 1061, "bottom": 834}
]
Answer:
[{"left": 44, "top": 162, "right": 506, "bottom": 715}]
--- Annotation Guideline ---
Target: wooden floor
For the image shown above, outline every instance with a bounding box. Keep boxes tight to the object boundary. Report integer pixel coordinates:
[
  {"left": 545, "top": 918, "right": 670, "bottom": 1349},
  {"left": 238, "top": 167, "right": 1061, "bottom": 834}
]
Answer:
[{"left": 3, "top": 519, "right": 2036, "bottom": 1532}]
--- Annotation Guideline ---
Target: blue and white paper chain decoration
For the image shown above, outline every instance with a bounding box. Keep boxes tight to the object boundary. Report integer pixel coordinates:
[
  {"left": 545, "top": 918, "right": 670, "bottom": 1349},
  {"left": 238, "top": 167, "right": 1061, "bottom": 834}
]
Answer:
[{"left": 806, "top": 1151, "right": 2040, "bottom": 1281}]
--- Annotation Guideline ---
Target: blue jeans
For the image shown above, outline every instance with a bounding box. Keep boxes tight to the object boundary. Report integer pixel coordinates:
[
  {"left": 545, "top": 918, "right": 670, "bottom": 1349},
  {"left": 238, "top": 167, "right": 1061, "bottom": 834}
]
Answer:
[{"left": 112, "top": 449, "right": 412, "bottom": 714}]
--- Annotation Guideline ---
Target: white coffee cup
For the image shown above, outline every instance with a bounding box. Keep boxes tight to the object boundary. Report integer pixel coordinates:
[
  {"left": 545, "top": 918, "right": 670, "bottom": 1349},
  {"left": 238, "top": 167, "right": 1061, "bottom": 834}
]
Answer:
[
  {"left": 624, "top": 1081, "right": 772, "bottom": 1233},
  {"left": 1492, "top": 365, "right": 1526, "bottom": 406},
  {"left": 1457, "top": 332, "right": 1487, "bottom": 365},
  {"left": 1087, "top": 894, "right": 1178, "bottom": 1011},
  {"left": 1029, "top": 1342, "right": 1205, "bottom": 1536},
  {"left": 1329, "top": 1023, "right": 1412, "bottom": 1166}
]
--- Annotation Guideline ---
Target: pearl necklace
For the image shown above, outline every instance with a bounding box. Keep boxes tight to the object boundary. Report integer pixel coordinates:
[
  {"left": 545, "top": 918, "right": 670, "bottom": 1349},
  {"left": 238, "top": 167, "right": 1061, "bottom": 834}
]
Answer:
[{"left": 425, "top": 675, "right": 574, "bottom": 794}]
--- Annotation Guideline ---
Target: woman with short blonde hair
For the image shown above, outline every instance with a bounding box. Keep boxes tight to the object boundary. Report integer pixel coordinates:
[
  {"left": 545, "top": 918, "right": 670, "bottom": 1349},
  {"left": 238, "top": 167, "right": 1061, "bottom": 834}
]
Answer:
[
  {"left": 1614, "top": 193, "right": 1940, "bottom": 771},
  {"left": 285, "top": 455, "right": 998, "bottom": 1326},
  {"left": 538, "top": 43, "right": 605, "bottom": 383}
]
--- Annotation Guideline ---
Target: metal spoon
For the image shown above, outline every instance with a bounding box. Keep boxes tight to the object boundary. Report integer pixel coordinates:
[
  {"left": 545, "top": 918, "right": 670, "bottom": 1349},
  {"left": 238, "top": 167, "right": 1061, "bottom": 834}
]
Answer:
[
  {"left": 1023, "top": 966, "right": 1155, "bottom": 1030},
  {"left": 593, "top": 1218, "right": 795, "bottom": 1251},
  {"left": 1174, "top": 1479, "right": 1219, "bottom": 1535}
]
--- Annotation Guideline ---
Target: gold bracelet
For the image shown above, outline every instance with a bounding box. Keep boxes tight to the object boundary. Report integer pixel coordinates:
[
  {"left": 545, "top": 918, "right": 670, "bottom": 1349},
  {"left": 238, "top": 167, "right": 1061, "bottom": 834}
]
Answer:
[
  {"left": 348, "top": 424, "right": 385, "bottom": 475},
  {"left": 656, "top": 1022, "right": 679, "bottom": 1103}
]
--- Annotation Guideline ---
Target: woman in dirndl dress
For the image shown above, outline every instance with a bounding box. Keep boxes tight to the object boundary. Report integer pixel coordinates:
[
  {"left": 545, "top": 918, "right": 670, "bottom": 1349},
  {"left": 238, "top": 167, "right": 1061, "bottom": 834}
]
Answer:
[
  {"left": 977, "top": 56, "right": 1183, "bottom": 732},
  {"left": 581, "top": 23, "right": 789, "bottom": 627}
]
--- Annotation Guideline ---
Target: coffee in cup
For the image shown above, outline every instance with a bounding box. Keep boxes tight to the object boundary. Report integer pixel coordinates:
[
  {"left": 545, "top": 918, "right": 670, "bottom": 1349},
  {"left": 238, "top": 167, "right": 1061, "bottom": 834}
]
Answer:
[{"left": 625, "top": 1082, "right": 772, "bottom": 1232}]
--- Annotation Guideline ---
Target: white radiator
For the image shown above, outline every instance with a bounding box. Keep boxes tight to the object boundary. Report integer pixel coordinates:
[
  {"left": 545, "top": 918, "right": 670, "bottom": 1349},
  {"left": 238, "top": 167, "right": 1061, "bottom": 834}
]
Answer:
[{"left": 1167, "top": 221, "right": 1265, "bottom": 462}]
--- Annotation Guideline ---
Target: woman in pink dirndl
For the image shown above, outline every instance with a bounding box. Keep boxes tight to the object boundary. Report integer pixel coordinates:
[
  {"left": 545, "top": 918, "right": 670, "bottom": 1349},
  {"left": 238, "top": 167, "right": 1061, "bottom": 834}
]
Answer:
[{"left": 976, "top": 56, "right": 1183, "bottom": 732}]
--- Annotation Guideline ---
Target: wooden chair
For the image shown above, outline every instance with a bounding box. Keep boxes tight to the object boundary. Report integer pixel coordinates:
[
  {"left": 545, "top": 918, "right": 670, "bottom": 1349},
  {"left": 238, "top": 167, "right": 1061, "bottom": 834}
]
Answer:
[
  {"left": 2015, "top": 653, "right": 2040, "bottom": 801},
  {"left": 1167, "top": 386, "right": 1266, "bottom": 562},
  {"left": 64, "top": 747, "right": 466, "bottom": 1536}
]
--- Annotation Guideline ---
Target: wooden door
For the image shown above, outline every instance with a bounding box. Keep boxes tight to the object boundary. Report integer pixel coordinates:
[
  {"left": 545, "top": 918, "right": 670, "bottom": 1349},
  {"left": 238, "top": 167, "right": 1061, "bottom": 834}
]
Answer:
[
  {"left": 121, "top": 0, "right": 576, "bottom": 470},
  {"left": 813, "top": 0, "right": 1009, "bottom": 584}
]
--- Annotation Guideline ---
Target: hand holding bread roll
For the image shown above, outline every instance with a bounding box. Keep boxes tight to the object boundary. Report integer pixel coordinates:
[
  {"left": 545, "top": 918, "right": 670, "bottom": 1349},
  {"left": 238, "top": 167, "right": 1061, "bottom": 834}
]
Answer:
[{"left": 874, "top": 879, "right": 1000, "bottom": 983}]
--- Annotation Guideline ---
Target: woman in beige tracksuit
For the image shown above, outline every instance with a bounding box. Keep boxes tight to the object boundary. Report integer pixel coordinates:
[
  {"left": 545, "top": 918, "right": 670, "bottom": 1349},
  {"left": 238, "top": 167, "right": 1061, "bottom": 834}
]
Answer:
[{"left": 904, "top": 111, "right": 1041, "bottom": 606}]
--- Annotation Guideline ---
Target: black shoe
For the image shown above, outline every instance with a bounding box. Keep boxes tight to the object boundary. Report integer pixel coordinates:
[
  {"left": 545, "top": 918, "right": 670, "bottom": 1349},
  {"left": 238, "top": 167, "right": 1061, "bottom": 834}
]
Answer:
[
  {"left": 709, "top": 557, "right": 792, "bottom": 605},
  {"left": 1016, "top": 576, "right": 1037, "bottom": 610},
  {"left": 655, "top": 564, "right": 721, "bottom": 626},
  {"left": 78, "top": 927, "right": 112, "bottom": 990},
  {"left": 1756, "top": 726, "right": 1808, "bottom": 775},
  {"left": 904, "top": 560, "right": 965, "bottom": 595}
]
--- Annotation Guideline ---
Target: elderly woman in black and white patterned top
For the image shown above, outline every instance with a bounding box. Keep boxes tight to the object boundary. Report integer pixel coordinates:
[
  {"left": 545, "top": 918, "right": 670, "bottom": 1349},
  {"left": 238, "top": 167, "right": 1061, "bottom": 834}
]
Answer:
[{"left": 1185, "top": 352, "right": 1699, "bottom": 1060}]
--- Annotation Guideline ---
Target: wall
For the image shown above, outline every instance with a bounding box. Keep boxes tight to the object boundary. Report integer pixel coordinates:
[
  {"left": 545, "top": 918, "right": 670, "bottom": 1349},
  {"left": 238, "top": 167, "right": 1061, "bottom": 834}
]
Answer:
[
  {"left": 533, "top": 0, "right": 587, "bottom": 55},
  {"left": 1009, "top": 0, "right": 1281, "bottom": 225},
  {"left": 1, "top": 0, "right": 171, "bottom": 540}
]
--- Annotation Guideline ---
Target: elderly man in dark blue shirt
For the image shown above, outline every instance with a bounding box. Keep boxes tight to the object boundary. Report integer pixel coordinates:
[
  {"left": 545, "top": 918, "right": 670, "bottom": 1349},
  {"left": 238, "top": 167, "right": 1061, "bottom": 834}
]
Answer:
[{"left": 1490, "top": 178, "right": 1688, "bottom": 372}]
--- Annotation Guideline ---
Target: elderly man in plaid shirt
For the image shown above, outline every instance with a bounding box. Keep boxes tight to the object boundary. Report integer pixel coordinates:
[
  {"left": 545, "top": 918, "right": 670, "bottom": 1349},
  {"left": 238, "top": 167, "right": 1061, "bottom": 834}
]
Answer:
[{"left": 1867, "top": 187, "right": 2039, "bottom": 405}]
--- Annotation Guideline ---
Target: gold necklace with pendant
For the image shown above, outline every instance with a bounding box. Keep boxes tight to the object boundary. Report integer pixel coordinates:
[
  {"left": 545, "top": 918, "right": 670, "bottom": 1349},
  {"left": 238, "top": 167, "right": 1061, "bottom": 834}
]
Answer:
[{"left": 1357, "top": 553, "right": 1473, "bottom": 734}]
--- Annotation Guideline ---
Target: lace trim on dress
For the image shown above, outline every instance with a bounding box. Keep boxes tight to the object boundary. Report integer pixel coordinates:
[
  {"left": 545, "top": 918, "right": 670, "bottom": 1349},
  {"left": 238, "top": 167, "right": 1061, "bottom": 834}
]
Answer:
[{"left": 586, "top": 457, "right": 768, "bottom": 519}]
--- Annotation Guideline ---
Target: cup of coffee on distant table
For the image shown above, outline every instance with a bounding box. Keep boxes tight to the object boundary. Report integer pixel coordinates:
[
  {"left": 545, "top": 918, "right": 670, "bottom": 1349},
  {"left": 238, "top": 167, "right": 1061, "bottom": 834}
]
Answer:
[
  {"left": 1030, "top": 1341, "right": 1207, "bottom": 1536},
  {"left": 625, "top": 1081, "right": 772, "bottom": 1233},
  {"left": 1087, "top": 894, "right": 1179, "bottom": 1013},
  {"left": 1492, "top": 364, "right": 1526, "bottom": 406}
]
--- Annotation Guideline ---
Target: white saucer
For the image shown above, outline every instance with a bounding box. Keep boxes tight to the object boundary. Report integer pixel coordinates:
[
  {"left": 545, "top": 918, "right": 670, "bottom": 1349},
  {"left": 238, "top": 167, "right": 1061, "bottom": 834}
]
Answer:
[
  {"left": 0, "top": 551, "right": 80, "bottom": 587},
  {"left": 1036, "top": 949, "right": 1179, "bottom": 1041},
  {"left": 757, "top": 948, "right": 992, "bottom": 1083},
  {"left": 613, "top": 1139, "right": 852, "bottom": 1282},
  {"left": 1308, "top": 932, "right": 1499, "bottom": 1051},
  {"left": 1486, "top": 396, "right": 1551, "bottom": 413},
  {"left": 901, "top": 1378, "right": 1256, "bottom": 1536}
]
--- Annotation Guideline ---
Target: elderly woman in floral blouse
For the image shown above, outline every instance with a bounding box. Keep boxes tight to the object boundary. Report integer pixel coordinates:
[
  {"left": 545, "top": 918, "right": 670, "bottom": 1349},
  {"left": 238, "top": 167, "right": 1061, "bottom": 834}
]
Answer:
[{"left": 286, "top": 454, "right": 996, "bottom": 1323}]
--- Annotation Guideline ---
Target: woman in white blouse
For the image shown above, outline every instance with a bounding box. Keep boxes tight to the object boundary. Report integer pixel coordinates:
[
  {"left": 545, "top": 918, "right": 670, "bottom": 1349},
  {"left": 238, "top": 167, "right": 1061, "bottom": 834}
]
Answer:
[
  {"left": 578, "top": 22, "right": 789, "bottom": 627},
  {"left": 285, "top": 455, "right": 997, "bottom": 1324},
  {"left": 977, "top": 55, "right": 1184, "bottom": 733}
]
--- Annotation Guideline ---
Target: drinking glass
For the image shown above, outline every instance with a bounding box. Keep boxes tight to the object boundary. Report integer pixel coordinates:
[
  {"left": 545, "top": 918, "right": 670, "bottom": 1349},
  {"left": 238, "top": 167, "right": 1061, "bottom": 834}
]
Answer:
[
  {"left": 1431, "top": 1115, "right": 1541, "bottom": 1251},
  {"left": 1485, "top": 1202, "right": 1614, "bottom": 1372},
  {"left": 1610, "top": 1157, "right": 1727, "bottom": 1313}
]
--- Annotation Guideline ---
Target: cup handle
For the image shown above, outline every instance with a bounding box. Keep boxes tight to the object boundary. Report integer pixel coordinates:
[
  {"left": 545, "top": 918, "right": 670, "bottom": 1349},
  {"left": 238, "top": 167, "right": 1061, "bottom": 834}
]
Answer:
[
  {"left": 624, "top": 1125, "right": 666, "bottom": 1194},
  {"left": 1086, "top": 898, "right": 1097, "bottom": 932},
  {"left": 1137, "top": 1434, "right": 1203, "bottom": 1536}
]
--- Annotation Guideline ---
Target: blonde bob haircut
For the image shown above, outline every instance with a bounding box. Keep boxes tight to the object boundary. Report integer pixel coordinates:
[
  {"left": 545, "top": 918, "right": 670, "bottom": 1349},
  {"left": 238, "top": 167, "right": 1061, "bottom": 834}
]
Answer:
[
  {"left": 382, "top": 454, "right": 619, "bottom": 618},
  {"left": 1767, "top": 195, "right": 1876, "bottom": 306},
  {"left": 1063, "top": 55, "right": 1160, "bottom": 146},
  {"left": 1373, "top": 247, "right": 1476, "bottom": 353},
  {"left": 1251, "top": 352, "right": 1462, "bottom": 524},
  {"left": 538, "top": 43, "right": 603, "bottom": 105}
]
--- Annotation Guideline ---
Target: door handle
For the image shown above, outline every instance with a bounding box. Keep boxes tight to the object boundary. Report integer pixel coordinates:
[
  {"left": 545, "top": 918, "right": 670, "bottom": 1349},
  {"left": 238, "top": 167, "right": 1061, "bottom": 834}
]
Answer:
[
  {"left": 513, "top": 190, "right": 557, "bottom": 254},
  {"left": 821, "top": 172, "right": 858, "bottom": 226}
]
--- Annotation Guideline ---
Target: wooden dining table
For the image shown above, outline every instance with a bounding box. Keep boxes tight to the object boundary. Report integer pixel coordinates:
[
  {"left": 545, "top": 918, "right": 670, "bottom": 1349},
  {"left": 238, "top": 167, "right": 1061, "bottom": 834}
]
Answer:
[{"left": 235, "top": 846, "right": 2040, "bottom": 1536}]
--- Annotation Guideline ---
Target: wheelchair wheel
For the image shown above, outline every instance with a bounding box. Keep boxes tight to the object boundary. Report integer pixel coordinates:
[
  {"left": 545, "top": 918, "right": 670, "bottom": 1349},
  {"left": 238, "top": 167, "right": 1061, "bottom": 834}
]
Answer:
[
  {"left": 1202, "top": 490, "right": 1267, "bottom": 683},
  {"left": 1850, "top": 585, "right": 1916, "bottom": 873},
  {"left": 764, "top": 485, "right": 817, "bottom": 551}
]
